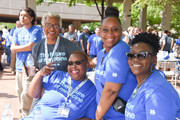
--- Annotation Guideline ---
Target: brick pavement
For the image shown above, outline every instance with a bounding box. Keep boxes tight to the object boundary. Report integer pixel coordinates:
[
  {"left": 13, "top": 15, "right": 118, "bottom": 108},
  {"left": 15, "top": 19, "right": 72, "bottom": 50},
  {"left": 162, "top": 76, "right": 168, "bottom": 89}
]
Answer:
[{"left": 0, "top": 68, "right": 20, "bottom": 120}]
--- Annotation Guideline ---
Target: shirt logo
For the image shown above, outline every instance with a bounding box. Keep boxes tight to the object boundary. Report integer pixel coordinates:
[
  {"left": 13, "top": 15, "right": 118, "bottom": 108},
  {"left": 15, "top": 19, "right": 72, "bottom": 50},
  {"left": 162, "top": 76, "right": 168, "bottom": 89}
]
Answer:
[
  {"left": 150, "top": 109, "right": 156, "bottom": 115},
  {"left": 112, "top": 73, "right": 117, "bottom": 77}
]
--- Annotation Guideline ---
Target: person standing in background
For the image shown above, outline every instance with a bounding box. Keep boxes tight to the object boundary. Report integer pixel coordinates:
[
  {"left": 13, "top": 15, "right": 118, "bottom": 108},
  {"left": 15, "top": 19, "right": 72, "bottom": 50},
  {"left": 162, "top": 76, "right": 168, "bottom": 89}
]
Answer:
[
  {"left": 87, "top": 27, "right": 103, "bottom": 59},
  {"left": 123, "top": 26, "right": 135, "bottom": 46},
  {"left": 160, "top": 30, "right": 172, "bottom": 53},
  {"left": 9, "top": 21, "right": 22, "bottom": 74},
  {"left": 59, "top": 27, "right": 65, "bottom": 37},
  {"left": 0, "top": 31, "right": 5, "bottom": 71},
  {"left": 80, "top": 26, "right": 90, "bottom": 54},
  {"left": 64, "top": 24, "right": 78, "bottom": 44},
  {"left": 2, "top": 26, "right": 9, "bottom": 39},
  {"left": 10, "top": 7, "right": 42, "bottom": 117},
  {"left": 4, "top": 29, "right": 11, "bottom": 66}
]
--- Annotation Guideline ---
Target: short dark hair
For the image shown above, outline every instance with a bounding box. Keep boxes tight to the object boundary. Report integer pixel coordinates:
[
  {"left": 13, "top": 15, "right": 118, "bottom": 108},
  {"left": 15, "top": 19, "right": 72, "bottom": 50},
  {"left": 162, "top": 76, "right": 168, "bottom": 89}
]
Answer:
[
  {"left": 71, "top": 51, "right": 88, "bottom": 62},
  {"left": 131, "top": 32, "right": 160, "bottom": 55},
  {"left": 164, "top": 30, "right": 169, "bottom": 34},
  {"left": 19, "top": 7, "right": 36, "bottom": 25}
]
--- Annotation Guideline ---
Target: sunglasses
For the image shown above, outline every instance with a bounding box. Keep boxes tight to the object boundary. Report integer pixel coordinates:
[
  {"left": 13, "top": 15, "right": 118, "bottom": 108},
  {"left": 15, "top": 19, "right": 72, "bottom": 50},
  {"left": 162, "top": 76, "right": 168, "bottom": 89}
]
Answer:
[
  {"left": 44, "top": 23, "right": 60, "bottom": 29},
  {"left": 68, "top": 60, "right": 85, "bottom": 66},
  {"left": 126, "top": 52, "right": 153, "bottom": 61}
]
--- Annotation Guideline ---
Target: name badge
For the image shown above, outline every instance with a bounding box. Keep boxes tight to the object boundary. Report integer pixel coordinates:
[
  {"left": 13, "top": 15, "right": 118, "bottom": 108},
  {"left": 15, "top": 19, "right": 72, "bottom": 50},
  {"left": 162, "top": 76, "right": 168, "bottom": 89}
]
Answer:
[{"left": 57, "top": 106, "right": 70, "bottom": 118}]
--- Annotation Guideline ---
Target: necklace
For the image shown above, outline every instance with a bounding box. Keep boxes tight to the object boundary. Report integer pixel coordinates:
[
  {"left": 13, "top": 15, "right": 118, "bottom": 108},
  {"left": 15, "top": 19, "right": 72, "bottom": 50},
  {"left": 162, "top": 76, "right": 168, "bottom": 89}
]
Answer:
[{"left": 131, "top": 72, "right": 152, "bottom": 99}]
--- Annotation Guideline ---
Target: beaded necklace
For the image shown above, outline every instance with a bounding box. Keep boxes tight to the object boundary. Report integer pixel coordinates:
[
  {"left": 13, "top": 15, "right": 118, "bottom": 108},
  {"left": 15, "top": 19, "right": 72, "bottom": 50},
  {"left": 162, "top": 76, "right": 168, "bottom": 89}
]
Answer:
[{"left": 131, "top": 72, "right": 152, "bottom": 99}]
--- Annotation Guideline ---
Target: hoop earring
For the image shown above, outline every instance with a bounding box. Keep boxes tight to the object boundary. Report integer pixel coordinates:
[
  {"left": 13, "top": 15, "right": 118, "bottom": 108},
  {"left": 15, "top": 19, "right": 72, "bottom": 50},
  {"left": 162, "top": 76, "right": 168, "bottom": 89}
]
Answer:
[{"left": 150, "top": 63, "right": 155, "bottom": 73}]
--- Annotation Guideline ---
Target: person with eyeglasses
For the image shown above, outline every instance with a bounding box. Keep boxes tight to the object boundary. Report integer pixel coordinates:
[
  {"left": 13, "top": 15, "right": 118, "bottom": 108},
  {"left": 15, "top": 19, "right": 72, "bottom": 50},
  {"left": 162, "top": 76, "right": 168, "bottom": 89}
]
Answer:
[
  {"left": 29, "top": 12, "right": 83, "bottom": 114},
  {"left": 10, "top": 7, "right": 42, "bottom": 117},
  {"left": 22, "top": 51, "right": 97, "bottom": 120},
  {"left": 125, "top": 32, "right": 180, "bottom": 120},
  {"left": 95, "top": 7, "right": 137, "bottom": 120}
]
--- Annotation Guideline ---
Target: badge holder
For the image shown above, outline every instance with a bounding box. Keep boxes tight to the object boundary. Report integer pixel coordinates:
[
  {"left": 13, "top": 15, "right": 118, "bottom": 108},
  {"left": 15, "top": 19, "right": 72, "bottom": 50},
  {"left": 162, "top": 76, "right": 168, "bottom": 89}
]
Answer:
[{"left": 57, "top": 106, "right": 70, "bottom": 118}]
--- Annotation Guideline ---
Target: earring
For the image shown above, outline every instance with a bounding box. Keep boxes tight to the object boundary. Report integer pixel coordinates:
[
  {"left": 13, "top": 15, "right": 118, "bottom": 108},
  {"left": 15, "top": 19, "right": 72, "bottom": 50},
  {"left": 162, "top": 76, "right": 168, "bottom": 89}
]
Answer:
[{"left": 150, "top": 63, "right": 155, "bottom": 73}]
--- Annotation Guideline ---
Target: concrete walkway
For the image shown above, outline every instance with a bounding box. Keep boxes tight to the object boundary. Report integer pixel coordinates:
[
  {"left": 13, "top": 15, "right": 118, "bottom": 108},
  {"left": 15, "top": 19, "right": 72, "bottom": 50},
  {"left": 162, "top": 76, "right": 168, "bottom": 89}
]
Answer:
[{"left": 0, "top": 67, "right": 21, "bottom": 120}]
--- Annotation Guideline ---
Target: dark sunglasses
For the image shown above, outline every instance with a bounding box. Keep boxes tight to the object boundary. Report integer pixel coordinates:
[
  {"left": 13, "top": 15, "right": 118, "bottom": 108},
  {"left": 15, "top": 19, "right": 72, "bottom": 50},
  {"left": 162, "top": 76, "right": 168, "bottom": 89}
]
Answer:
[
  {"left": 68, "top": 60, "right": 85, "bottom": 66},
  {"left": 126, "top": 52, "right": 153, "bottom": 61}
]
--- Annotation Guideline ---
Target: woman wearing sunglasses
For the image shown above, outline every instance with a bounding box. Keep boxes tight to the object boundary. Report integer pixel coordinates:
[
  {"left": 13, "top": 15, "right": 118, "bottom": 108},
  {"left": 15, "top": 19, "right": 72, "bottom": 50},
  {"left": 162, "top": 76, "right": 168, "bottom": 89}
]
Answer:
[
  {"left": 95, "top": 7, "right": 137, "bottom": 120},
  {"left": 125, "top": 32, "right": 180, "bottom": 119},
  {"left": 23, "top": 51, "right": 96, "bottom": 120}
]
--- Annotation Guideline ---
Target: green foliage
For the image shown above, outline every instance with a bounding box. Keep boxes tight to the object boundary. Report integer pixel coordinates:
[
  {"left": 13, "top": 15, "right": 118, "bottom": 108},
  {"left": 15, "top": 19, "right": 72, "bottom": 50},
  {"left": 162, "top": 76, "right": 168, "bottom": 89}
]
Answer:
[
  {"left": 37, "top": 0, "right": 180, "bottom": 36},
  {"left": 0, "top": 23, "right": 16, "bottom": 30},
  {"left": 81, "top": 22, "right": 101, "bottom": 32}
]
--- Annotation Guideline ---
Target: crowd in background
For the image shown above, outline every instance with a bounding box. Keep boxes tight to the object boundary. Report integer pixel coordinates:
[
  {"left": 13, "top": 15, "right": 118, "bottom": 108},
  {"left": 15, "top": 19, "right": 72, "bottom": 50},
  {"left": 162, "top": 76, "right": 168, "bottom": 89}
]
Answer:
[{"left": 0, "top": 24, "right": 178, "bottom": 72}]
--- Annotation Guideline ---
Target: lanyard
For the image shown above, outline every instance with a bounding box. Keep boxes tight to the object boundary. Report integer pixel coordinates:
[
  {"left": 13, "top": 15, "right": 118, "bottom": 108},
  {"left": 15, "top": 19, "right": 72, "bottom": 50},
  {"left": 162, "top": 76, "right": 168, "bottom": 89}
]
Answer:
[
  {"left": 45, "top": 37, "right": 60, "bottom": 64},
  {"left": 64, "top": 77, "right": 88, "bottom": 106}
]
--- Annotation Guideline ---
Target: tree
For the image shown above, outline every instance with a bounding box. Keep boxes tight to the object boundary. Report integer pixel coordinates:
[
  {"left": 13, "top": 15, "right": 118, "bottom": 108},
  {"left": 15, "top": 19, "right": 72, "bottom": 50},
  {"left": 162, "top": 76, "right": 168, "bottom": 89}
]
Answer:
[
  {"left": 133, "top": 0, "right": 180, "bottom": 36},
  {"left": 36, "top": 0, "right": 106, "bottom": 20}
]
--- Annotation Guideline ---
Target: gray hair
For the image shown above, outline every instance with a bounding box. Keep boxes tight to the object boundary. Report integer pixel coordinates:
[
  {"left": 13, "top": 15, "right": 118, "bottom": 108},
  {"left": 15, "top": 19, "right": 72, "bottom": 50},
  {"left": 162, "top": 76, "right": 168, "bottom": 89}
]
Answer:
[{"left": 41, "top": 12, "right": 62, "bottom": 27}]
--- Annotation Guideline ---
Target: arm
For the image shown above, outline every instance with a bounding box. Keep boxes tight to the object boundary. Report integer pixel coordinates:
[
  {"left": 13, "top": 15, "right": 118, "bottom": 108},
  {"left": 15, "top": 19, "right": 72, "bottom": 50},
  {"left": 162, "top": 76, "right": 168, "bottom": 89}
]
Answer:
[
  {"left": 28, "top": 61, "right": 54, "bottom": 98},
  {"left": 88, "top": 56, "right": 96, "bottom": 69},
  {"left": 87, "top": 42, "right": 91, "bottom": 55},
  {"left": 123, "top": 35, "right": 130, "bottom": 44},
  {"left": 171, "top": 38, "right": 174, "bottom": 51},
  {"left": 160, "top": 39, "right": 166, "bottom": 51},
  {"left": 10, "top": 42, "right": 36, "bottom": 53},
  {"left": 96, "top": 82, "right": 122, "bottom": 120},
  {"left": 80, "top": 39, "right": 85, "bottom": 52},
  {"left": 122, "top": 31, "right": 130, "bottom": 44}
]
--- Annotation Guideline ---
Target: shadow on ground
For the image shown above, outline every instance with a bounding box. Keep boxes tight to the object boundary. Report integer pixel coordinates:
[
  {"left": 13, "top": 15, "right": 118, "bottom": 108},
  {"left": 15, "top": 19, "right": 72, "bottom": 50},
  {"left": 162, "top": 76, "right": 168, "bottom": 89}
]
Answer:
[{"left": 0, "top": 93, "right": 17, "bottom": 98}]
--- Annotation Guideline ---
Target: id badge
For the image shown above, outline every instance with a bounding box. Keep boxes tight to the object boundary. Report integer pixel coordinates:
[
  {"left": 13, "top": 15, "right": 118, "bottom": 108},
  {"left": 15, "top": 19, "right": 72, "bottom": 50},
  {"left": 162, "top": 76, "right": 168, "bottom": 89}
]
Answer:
[{"left": 57, "top": 106, "right": 70, "bottom": 118}]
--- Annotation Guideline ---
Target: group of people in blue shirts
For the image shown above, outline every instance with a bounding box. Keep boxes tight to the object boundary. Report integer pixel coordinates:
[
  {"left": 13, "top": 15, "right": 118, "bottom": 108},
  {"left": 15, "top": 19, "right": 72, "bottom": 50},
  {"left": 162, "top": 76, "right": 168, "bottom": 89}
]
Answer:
[{"left": 8, "top": 5, "right": 180, "bottom": 120}]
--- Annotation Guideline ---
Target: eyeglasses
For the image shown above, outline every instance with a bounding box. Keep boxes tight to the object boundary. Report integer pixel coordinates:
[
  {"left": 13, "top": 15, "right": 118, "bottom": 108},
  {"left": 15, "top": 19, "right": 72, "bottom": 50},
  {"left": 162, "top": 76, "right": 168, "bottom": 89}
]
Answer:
[
  {"left": 68, "top": 60, "right": 85, "bottom": 66},
  {"left": 44, "top": 23, "right": 60, "bottom": 29},
  {"left": 126, "top": 52, "right": 153, "bottom": 61}
]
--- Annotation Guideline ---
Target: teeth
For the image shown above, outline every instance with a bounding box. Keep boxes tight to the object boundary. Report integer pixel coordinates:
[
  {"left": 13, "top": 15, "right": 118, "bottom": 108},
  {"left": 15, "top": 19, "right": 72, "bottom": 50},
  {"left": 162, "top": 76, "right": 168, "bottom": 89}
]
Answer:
[
  {"left": 72, "top": 70, "right": 79, "bottom": 74},
  {"left": 133, "top": 64, "right": 141, "bottom": 67},
  {"left": 49, "top": 32, "right": 55, "bottom": 34}
]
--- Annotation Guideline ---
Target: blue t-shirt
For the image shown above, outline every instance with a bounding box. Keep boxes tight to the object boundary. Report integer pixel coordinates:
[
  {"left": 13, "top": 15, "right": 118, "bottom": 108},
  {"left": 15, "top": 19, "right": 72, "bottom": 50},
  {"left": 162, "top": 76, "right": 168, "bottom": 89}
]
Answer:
[
  {"left": 5, "top": 35, "right": 11, "bottom": 47},
  {"left": 23, "top": 71, "right": 97, "bottom": 120},
  {"left": 94, "top": 40, "right": 137, "bottom": 119},
  {"left": 176, "top": 38, "right": 180, "bottom": 45},
  {"left": 13, "top": 26, "right": 42, "bottom": 71},
  {"left": 9, "top": 27, "right": 16, "bottom": 37},
  {"left": 125, "top": 70, "right": 180, "bottom": 120},
  {"left": 87, "top": 34, "right": 103, "bottom": 56}
]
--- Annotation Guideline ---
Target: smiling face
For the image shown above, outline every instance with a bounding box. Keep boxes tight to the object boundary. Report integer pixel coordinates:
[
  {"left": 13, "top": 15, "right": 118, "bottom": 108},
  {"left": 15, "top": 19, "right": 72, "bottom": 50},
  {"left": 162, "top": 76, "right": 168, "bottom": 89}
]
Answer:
[
  {"left": 101, "top": 17, "right": 122, "bottom": 52},
  {"left": 68, "top": 54, "right": 88, "bottom": 81},
  {"left": 128, "top": 42, "right": 156, "bottom": 79},
  {"left": 43, "top": 16, "right": 60, "bottom": 42}
]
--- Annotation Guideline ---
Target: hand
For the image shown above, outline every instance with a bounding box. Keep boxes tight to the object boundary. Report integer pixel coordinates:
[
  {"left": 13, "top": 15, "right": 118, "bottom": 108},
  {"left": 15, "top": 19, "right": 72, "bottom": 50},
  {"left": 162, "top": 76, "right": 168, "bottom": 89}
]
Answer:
[
  {"left": 71, "top": 39, "right": 75, "bottom": 42},
  {"left": 39, "top": 61, "right": 54, "bottom": 76},
  {"left": 10, "top": 46, "right": 16, "bottom": 53},
  {"left": 122, "top": 31, "right": 128, "bottom": 36}
]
